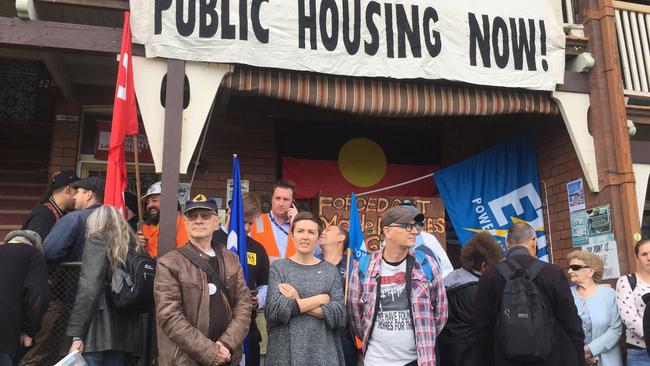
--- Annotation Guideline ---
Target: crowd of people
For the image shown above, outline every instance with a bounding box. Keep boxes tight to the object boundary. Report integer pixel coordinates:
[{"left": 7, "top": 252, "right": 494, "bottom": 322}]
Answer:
[{"left": 3, "top": 171, "right": 650, "bottom": 366}]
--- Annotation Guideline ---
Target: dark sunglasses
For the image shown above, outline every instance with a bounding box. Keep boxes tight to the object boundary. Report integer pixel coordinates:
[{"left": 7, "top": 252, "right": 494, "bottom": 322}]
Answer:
[
  {"left": 388, "top": 222, "right": 425, "bottom": 231},
  {"left": 568, "top": 264, "right": 590, "bottom": 271},
  {"left": 186, "top": 212, "right": 215, "bottom": 221}
]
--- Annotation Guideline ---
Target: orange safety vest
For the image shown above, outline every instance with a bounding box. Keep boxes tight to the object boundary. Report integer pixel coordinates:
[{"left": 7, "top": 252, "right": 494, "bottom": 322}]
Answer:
[
  {"left": 250, "top": 213, "right": 295, "bottom": 261},
  {"left": 142, "top": 215, "right": 189, "bottom": 258}
]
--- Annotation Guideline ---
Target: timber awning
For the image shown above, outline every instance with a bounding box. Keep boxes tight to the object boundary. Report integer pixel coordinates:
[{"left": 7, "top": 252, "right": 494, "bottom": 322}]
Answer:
[{"left": 222, "top": 66, "right": 559, "bottom": 118}]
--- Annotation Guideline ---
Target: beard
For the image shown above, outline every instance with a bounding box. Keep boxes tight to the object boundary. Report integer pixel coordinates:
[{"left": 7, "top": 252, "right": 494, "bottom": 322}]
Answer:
[{"left": 147, "top": 208, "right": 160, "bottom": 225}]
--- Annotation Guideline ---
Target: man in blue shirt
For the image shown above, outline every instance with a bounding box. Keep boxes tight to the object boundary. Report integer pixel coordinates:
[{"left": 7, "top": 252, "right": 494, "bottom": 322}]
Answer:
[{"left": 43, "top": 177, "right": 105, "bottom": 263}]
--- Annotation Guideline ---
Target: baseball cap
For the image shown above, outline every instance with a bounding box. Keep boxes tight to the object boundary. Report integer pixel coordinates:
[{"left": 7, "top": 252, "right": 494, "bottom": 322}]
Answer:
[
  {"left": 71, "top": 176, "right": 105, "bottom": 193},
  {"left": 381, "top": 206, "right": 424, "bottom": 229},
  {"left": 184, "top": 194, "right": 218, "bottom": 214},
  {"left": 400, "top": 200, "right": 424, "bottom": 220},
  {"left": 51, "top": 170, "right": 80, "bottom": 189},
  {"left": 142, "top": 182, "right": 162, "bottom": 201}
]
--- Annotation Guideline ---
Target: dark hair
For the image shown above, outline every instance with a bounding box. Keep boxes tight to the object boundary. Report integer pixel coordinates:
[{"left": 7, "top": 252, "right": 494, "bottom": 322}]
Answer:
[
  {"left": 291, "top": 211, "right": 323, "bottom": 236},
  {"left": 461, "top": 231, "right": 504, "bottom": 272},
  {"left": 38, "top": 173, "right": 67, "bottom": 204},
  {"left": 242, "top": 192, "right": 262, "bottom": 221},
  {"left": 272, "top": 180, "right": 296, "bottom": 197},
  {"left": 93, "top": 190, "right": 104, "bottom": 204},
  {"left": 635, "top": 239, "right": 650, "bottom": 257},
  {"left": 338, "top": 226, "right": 350, "bottom": 252}
]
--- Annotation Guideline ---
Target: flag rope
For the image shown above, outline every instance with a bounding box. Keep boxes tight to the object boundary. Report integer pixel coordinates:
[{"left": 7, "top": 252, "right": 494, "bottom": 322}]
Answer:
[{"left": 356, "top": 173, "right": 435, "bottom": 196}]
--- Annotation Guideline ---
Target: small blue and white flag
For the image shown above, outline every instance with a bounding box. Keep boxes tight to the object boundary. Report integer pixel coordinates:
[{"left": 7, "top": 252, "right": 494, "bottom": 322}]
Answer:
[
  {"left": 349, "top": 192, "right": 368, "bottom": 262},
  {"left": 226, "top": 154, "right": 249, "bottom": 364}
]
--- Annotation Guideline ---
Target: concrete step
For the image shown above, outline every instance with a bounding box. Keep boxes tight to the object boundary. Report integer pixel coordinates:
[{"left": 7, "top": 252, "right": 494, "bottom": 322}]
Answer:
[
  {"left": 0, "top": 184, "right": 47, "bottom": 196},
  {"left": 0, "top": 159, "right": 49, "bottom": 171},
  {"left": 0, "top": 210, "right": 30, "bottom": 227},
  {"left": 0, "top": 171, "right": 49, "bottom": 184},
  {"left": 0, "top": 196, "right": 41, "bottom": 210},
  {"left": 0, "top": 148, "right": 50, "bottom": 160}
]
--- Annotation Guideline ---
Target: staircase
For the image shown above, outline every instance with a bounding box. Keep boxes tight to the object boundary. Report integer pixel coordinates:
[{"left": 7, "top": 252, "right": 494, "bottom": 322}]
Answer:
[{"left": 0, "top": 122, "right": 52, "bottom": 241}]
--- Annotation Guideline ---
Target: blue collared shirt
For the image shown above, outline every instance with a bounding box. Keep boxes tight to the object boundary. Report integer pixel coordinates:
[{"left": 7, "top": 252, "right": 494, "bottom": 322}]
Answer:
[{"left": 269, "top": 211, "right": 291, "bottom": 258}]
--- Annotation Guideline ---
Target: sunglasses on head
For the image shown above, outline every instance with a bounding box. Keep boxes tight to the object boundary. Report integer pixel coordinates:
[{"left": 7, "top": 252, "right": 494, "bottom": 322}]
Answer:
[
  {"left": 568, "top": 264, "right": 590, "bottom": 271},
  {"left": 186, "top": 212, "right": 215, "bottom": 221}
]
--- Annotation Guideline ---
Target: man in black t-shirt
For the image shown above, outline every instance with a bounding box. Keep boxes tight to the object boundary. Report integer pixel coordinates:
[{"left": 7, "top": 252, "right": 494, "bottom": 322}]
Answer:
[
  {"left": 21, "top": 170, "right": 79, "bottom": 241},
  {"left": 212, "top": 192, "right": 269, "bottom": 366}
]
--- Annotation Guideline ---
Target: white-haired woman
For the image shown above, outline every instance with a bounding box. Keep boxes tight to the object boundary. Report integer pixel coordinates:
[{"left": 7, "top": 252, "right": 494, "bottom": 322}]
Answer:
[
  {"left": 568, "top": 250, "right": 622, "bottom": 366},
  {"left": 66, "top": 205, "right": 144, "bottom": 366}
]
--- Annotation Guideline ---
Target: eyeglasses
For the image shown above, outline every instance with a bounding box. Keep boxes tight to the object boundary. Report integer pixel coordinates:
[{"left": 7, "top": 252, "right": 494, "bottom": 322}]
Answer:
[
  {"left": 568, "top": 264, "right": 590, "bottom": 271},
  {"left": 186, "top": 212, "right": 215, "bottom": 221},
  {"left": 388, "top": 222, "right": 425, "bottom": 231}
]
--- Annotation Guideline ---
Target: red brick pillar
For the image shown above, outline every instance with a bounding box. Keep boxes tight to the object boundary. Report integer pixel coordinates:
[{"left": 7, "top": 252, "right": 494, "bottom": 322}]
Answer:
[{"left": 581, "top": 0, "right": 640, "bottom": 273}]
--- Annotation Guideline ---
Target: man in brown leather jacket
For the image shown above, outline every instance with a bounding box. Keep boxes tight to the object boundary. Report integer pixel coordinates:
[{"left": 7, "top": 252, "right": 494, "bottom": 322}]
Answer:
[{"left": 154, "top": 194, "right": 253, "bottom": 365}]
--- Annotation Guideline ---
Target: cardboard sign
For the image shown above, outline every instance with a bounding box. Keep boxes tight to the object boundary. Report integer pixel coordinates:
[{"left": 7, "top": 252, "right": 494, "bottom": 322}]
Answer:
[{"left": 318, "top": 195, "right": 445, "bottom": 252}]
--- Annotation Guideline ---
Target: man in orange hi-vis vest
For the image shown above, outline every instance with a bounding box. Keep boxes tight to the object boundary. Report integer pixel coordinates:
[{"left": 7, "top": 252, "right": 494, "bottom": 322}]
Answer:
[
  {"left": 249, "top": 181, "right": 298, "bottom": 264},
  {"left": 136, "top": 182, "right": 189, "bottom": 258}
]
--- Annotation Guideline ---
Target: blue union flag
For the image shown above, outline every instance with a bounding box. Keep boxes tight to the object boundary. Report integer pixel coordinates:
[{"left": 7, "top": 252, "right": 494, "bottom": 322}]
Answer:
[{"left": 434, "top": 129, "right": 548, "bottom": 261}]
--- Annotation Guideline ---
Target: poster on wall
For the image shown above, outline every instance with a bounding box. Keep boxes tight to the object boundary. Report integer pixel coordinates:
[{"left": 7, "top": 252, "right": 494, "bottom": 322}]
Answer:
[
  {"left": 227, "top": 179, "right": 250, "bottom": 203},
  {"left": 587, "top": 205, "right": 611, "bottom": 236},
  {"left": 583, "top": 233, "right": 620, "bottom": 280},
  {"left": 95, "top": 121, "right": 154, "bottom": 163},
  {"left": 567, "top": 178, "right": 585, "bottom": 213},
  {"left": 570, "top": 210, "right": 588, "bottom": 247}
]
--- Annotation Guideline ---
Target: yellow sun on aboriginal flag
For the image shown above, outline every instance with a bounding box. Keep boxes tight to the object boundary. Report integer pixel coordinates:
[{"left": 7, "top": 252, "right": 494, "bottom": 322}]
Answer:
[{"left": 338, "top": 138, "right": 387, "bottom": 187}]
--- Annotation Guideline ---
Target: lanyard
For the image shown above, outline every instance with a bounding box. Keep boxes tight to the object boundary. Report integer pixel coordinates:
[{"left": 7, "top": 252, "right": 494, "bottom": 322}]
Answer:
[{"left": 269, "top": 213, "right": 289, "bottom": 236}]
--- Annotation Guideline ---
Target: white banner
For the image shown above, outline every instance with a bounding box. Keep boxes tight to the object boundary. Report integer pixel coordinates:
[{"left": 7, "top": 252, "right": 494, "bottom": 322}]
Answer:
[{"left": 130, "top": 0, "right": 565, "bottom": 91}]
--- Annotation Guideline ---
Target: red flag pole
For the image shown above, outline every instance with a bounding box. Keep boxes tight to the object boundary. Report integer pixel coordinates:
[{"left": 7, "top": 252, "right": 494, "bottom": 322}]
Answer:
[{"left": 132, "top": 134, "right": 144, "bottom": 228}]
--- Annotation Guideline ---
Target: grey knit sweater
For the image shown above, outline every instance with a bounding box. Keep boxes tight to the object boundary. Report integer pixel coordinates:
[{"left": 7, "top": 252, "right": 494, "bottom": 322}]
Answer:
[{"left": 265, "top": 258, "right": 346, "bottom": 366}]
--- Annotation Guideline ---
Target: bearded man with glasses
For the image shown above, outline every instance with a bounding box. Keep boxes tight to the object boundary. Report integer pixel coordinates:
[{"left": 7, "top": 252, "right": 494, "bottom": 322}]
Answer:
[
  {"left": 154, "top": 194, "right": 253, "bottom": 366},
  {"left": 347, "top": 206, "right": 448, "bottom": 366}
]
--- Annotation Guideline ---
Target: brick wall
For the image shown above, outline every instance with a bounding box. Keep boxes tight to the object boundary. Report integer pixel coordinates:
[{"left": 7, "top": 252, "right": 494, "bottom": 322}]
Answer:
[
  {"left": 189, "top": 95, "right": 278, "bottom": 202},
  {"left": 534, "top": 119, "right": 599, "bottom": 270},
  {"left": 48, "top": 87, "right": 115, "bottom": 175},
  {"left": 48, "top": 119, "right": 79, "bottom": 174}
]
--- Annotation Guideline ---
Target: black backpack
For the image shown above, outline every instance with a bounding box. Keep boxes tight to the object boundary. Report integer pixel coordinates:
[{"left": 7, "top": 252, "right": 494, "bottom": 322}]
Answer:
[
  {"left": 109, "top": 248, "right": 156, "bottom": 313},
  {"left": 495, "top": 258, "right": 554, "bottom": 363}
]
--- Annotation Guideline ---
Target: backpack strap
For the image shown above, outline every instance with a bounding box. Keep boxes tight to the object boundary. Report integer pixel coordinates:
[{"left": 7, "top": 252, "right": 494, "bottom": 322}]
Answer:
[
  {"left": 525, "top": 260, "right": 546, "bottom": 281},
  {"left": 496, "top": 260, "right": 518, "bottom": 280},
  {"left": 628, "top": 273, "right": 638, "bottom": 291},
  {"left": 178, "top": 245, "right": 230, "bottom": 302}
]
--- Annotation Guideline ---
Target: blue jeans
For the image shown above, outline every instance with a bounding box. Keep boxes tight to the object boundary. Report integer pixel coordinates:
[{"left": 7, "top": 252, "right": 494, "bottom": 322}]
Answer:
[
  {"left": 82, "top": 351, "right": 125, "bottom": 366},
  {"left": 628, "top": 348, "right": 650, "bottom": 366}
]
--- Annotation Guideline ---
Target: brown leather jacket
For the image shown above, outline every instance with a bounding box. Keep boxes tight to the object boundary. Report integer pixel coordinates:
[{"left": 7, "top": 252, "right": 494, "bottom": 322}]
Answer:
[{"left": 154, "top": 242, "right": 253, "bottom": 366}]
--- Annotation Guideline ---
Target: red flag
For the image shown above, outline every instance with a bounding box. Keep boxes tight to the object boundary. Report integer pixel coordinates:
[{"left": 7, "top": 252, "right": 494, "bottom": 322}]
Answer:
[{"left": 104, "top": 11, "right": 138, "bottom": 217}]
